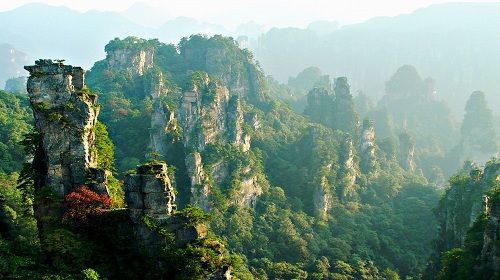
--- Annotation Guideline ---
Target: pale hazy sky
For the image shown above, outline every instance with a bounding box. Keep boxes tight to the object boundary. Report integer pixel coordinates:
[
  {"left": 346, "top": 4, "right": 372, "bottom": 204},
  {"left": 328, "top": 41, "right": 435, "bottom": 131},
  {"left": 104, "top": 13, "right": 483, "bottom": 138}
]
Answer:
[{"left": 0, "top": 0, "right": 496, "bottom": 28}]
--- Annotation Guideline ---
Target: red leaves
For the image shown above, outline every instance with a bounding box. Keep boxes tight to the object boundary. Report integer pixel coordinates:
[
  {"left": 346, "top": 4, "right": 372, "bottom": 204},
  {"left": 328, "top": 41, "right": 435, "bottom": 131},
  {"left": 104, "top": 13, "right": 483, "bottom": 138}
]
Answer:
[{"left": 63, "top": 186, "right": 112, "bottom": 225}]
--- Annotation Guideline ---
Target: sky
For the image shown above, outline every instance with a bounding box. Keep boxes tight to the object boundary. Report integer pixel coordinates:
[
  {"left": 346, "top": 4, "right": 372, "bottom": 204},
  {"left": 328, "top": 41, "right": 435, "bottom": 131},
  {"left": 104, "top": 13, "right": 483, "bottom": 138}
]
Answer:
[{"left": 0, "top": 0, "right": 497, "bottom": 29}]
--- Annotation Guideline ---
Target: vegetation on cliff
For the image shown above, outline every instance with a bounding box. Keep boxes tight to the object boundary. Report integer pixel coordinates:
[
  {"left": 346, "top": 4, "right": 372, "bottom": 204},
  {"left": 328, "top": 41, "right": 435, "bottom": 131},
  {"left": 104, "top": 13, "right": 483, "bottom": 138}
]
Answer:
[{"left": 0, "top": 34, "right": 499, "bottom": 279}]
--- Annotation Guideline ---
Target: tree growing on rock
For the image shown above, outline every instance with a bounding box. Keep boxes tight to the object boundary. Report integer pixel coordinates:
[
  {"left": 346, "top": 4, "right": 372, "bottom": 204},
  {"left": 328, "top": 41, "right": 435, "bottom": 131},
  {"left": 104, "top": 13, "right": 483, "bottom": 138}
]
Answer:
[{"left": 62, "top": 186, "right": 112, "bottom": 227}]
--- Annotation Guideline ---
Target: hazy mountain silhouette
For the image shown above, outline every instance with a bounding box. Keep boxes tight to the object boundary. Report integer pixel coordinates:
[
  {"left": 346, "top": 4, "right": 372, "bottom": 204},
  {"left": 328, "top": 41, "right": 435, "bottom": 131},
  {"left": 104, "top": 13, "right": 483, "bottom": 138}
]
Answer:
[
  {"left": 255, "top": 2, "right": 500, "bottom": 114},
  {"left": 1, "top": 1, "right": 500, "bottom": 115}
]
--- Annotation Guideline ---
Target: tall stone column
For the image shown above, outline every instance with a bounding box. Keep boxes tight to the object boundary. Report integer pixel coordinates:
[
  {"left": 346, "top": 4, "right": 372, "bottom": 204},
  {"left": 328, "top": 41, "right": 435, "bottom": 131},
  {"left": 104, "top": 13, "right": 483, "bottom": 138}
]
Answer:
[{"left": 25, "top": 59, "right": 105, "bottom": 230}]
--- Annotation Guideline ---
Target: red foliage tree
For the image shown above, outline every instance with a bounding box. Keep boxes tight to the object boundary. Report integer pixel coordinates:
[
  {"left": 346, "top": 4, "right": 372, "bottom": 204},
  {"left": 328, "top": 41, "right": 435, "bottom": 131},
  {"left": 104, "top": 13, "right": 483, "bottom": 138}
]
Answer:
[{"left": 63, "top": 186, "right": 112, "bottom": 226}]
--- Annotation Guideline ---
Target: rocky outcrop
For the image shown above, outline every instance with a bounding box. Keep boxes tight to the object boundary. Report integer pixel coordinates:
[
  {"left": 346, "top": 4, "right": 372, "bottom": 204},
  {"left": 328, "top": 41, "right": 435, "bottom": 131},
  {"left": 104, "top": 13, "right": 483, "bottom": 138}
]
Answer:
[
  {"left": 341, "top": 137, "right": 357, "bottom": 188},
  {"left": 435, "top": 160, "right": 500, "bottom": 253},
  {"left": 124, "top": 162, "right": 176, "bottom": 223},
  {"left": 360, "top": 118, "right": 377, "bottom": 173},
  {"left": 148, "top": 71, "right": 170, "bottom": 157},
  {"left": 0, "top": 44, "right": 29, "bottom": 90},
  {"left": 123, "top": 162, "right": 216, "bottom": 253},
  {"left": 313, "top": 168, "right": 334, "bottom": 219},
  {"left": 306, "top": 126, "right": 337, "bottom": 217},
  {"left": 25, "top": 59, "right": 103, "bottom": 198},
  {"left": 107, "top": 48, "right": 154, "bottom": 77},
  {"left": 183, "top": 40, "right": 269, "bottom": 104},
  {"left": 227, "top": 96, "right": 250, "bottom": 152},
  {"left": 305, "top": 88, "right": 333, "bottom": 126},
  {"left": 185, "top": 152, "right": 212, "bottom": 212},
  {"left": 230, "top": 166, "right": 263, "bottom": 208},
  {"left": 481, "top": 194, "right": 500, "bottom": 278},
  {"left": 4, "top": 76, "right": 27, "bottom": 94},
  {"left": 177, "top": 75, "right": 249, "bottom": 152},
  {"left": 398, "top": 131, "right": 416, "bottom": 172}
]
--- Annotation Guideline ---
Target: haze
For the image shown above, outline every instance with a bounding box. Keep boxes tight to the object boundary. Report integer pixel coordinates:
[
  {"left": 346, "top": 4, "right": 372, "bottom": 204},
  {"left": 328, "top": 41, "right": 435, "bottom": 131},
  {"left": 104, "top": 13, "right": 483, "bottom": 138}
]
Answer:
[{"left": 1, "top": 0, "right": 497, "bottom": 28}]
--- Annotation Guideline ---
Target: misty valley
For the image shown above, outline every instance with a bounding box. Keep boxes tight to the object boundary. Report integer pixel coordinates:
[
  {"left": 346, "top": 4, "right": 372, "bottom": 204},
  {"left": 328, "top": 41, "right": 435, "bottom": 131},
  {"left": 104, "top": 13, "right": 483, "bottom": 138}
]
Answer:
[{"left": 1, "top": 3, "right": 500, "bottom": 280}]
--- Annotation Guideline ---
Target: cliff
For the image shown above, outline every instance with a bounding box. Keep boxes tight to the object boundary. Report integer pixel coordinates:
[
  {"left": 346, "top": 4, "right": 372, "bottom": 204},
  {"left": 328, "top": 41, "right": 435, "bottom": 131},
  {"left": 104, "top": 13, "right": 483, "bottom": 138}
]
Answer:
[
  {"left": 22, "top": 58, "right": 233, "bottom": 279},
  {"left": 93, "top": 37, "right": 263, "bottom": 213},
  {"left": 24, "top": 59, "right": 105, "bottom": 199},
  {"left": 180, "top": 34, "right": 270, "bottom": 105},
  {"left": 106, "top": 41, "right": 154, "bottom": 77},
  {"left": 360, "top": 118, "right": 377, "bottom": 173},
  {"left": 481, "top": 193, "right": 500, "bottom": 278},
  {"left": 435, "top": 160, "right": 500, "bottom": 255}
]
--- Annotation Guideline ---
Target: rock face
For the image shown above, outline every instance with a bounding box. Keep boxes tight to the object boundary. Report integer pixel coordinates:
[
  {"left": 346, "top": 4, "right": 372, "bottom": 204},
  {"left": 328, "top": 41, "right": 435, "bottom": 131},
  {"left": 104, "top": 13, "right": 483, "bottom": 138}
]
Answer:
[
  {"left": 185, "top": 152, "right": 211, "bottom": 212},
  {"left": 175, "top": 75, "right": 259, "bottom": 210},
  {"left": 306, "top": 126, "right": 347, "bottom": 217},
  {"left": 398, "top": 132, "right": 416, "bottom": 172},
  {"left": 148, "top": 71, "right": 170, "bottom": 157},
  {"left": 124, "top": 162, "right": 176, "bottom": 223},
  {"left": 360, "top": 118, "right": 377, "bottom": 173},
  {"left": 0, "top": 44, "right": 29, "bottom": 90},
  {"left": 313, "top": 167, "right": 334, "bottom": 219},
  {"left": 102, "top": 39, "right": 261, "bottom": 212},
  {"left": 182, "top": 41, "right": 269, "bottom": 104},
  {"left": 177, "top": 75, "right": 249, "bottom": 152},
  {"left": 107, "top": 48, "right": 154, "bottom": 77},
  {"left": 481, "top": 194, "right": 500, "bottom": 278},
  {"left": 435, "top": 161, "right": 500, "bottom": 253},
  {"left": 24, "top": 59, "right": 103, "bottom": 198},
  {"left": 124, "top": 162, "right": 211, "bottom": 252}
]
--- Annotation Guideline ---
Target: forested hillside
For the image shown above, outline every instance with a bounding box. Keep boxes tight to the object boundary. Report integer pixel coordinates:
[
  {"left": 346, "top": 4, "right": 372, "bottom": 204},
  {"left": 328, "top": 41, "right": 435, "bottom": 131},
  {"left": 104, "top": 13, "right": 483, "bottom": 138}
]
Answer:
[{"left": 0, "top": 34, "right": 499, "bottom": 279}]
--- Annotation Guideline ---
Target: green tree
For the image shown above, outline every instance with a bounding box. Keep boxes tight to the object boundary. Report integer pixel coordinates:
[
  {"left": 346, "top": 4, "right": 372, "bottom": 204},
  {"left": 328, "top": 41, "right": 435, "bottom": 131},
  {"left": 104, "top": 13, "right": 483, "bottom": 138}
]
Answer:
[
  {"left": 460, "top": 91, "right": 499, "bottom": 154},
  {"left": 333, "top": 77, "right": 359, "bottom": 134}
]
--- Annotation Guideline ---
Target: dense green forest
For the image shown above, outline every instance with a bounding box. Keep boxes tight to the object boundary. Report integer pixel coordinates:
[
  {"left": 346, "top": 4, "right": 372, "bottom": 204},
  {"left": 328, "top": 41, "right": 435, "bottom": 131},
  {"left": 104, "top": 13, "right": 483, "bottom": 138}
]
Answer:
[{"left": 0, "top": 35, "right": 499, "bottom": 279}]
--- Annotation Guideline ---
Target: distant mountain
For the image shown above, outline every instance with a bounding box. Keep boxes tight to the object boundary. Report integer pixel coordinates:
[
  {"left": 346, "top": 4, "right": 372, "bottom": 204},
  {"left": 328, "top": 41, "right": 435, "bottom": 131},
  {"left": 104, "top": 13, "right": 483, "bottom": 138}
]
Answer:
[
  {"left": 158, "top": 16, "right": 229, "bottom": 44},
  {"left": 0, "top": 3, "right": 153, "bottom": 69},
  {"left": 120, "top": 2, "right": 173, "bottom": 28},
  {"left": 254, "top": 2, "right": 500, "bottom": 114},
  {"left": 0, "top": 3, "right": 238, "bottom": 88},
  {"left": 0, "top": 44, "right": 28, "bottom": 90}
]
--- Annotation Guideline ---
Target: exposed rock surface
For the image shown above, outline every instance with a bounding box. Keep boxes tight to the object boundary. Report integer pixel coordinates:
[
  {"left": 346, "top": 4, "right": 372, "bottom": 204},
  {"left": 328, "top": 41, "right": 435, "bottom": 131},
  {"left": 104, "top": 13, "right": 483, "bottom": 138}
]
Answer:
[
  {"left": 124, "top": 162, "right": 209, "bottom": 250},
  {"left": 25, "top": 59, "right": 103, "bottom": 197},
  {"left": 436, "top": 161, "right": 500, "bottom": 253},
  {"left": 107, "top": 48, "right": 154, "bottom": 77},
  {"left": 176, "top": 75, "right": 249, "bottom": 152},
  {"left": 398, "top": 132, "right": 416, "bottom": 172},
  {"left": 360, "top": 118, "right": 377, "bottom": 173},
  {"left": 313, "top": 170, "right": 334, "bottom": 219},
  {"left": 147, "top": 71, "right": 170, "bottom": 157},
  {"left": 481, "top": 194, "right": 500, "bottom": 278},
  {"left": 124, "top": 162, "right": 176, "bottom": 223},
  {"left": 341, "top": 137, "right": 357, "bottom": 187},
  {"left": 102, "top": 41, "right": 260, "bottom": 212},
  {"left": 185, "top": 152, "right": 212, "bottom": 212},
  {"left": 182, "top": 42, "right": 269, "bottom": 103}
]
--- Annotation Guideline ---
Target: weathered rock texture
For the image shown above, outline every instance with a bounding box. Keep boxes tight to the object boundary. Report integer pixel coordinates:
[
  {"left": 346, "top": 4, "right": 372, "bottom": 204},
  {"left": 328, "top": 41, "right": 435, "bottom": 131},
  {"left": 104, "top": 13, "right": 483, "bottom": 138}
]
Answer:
[
  {"left": 104, "top": 41, "right": 261, "bottom": 212},
  {"left": 178, "top": 76, "right": 249, "bottom": 152},
  {"left": 176, "top": 76, "right": 259, "bottom": 210},
  {"left": 398, "top": 132, "right": 416, "bottom": 172},
  {"left": 481, "top": 194, "right": 500, "bottom": 278},
  {"left": 25, "top": 59, "right": 103, "bottom": 198},
  {"left": 107, "top": 48, "right": 154, "bottom": 77},
  {"left": 436, "top": 161, "right": 500, "bottom": 253},
  {"left": 185, "top": 152, "right": 211, "bottom": 212},
  {"left": 123, "top": 162, "right": 206, "bottom": 251},
  {"left": 147, "top": 71, "right": 170, "bottom": 157},
  {"left": 124, "top": 162, "right": 212, "bottom": 252},
  {"left": 124, "top": 163, "right": 176, "bottom": 223},
  {"left": 182, "top": 43, "right": 269, "bottom": 104},
  {"left": 360, "top": 118, "right": 377, "bottom": 173}
]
